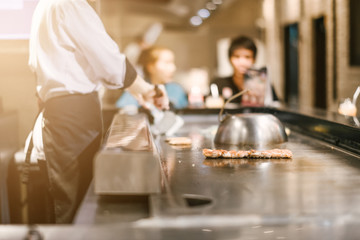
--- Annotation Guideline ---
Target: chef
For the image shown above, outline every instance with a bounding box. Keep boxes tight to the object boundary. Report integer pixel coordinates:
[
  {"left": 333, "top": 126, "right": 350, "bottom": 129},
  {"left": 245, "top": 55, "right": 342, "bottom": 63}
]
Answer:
[{"left": 28, "top": 0, "right": 169, "bottom": 223}]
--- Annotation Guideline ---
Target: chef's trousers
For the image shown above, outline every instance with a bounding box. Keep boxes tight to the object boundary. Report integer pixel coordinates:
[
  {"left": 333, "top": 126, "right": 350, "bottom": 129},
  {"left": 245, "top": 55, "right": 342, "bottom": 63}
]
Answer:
[{"left": 41, "top": 92, "right": 102, "bottom": 223}]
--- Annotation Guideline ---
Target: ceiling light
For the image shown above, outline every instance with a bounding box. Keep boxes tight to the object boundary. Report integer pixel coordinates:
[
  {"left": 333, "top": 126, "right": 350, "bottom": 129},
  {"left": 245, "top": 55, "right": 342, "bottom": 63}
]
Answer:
[
  {"left": 206, "top": 2, "right": 217, "bottom": 11},
  {"left": 190, "top": 16, "right": 203, "bottom": 26},
  {"left": 212, "top": 0, "right": 223, "bottom": 5},
  {"left": 198, "top": 8, "right": 210, "bottom": 19},
  {"left": 0, "top": 0, "right": 23, "bottom": 10}
]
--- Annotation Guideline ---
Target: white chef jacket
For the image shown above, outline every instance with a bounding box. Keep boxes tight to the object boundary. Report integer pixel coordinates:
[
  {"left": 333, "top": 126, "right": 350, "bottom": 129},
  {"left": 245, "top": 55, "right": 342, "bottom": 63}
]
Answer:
[{"left": 29, "top": 0, "right": 137, "bottom": 102}]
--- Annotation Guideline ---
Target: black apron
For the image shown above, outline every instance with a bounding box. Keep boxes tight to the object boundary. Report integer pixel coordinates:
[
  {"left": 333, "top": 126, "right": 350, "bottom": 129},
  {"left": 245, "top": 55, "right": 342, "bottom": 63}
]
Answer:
[{"left": 42, "top": 92, "right": 102, "bottom": 223}]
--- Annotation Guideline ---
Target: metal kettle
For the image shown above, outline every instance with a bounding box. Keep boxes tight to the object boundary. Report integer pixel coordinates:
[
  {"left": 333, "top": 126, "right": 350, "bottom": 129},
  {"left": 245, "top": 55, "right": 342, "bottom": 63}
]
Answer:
[{"left": 214, "top": 90, "right": 287, "bottom": 146}]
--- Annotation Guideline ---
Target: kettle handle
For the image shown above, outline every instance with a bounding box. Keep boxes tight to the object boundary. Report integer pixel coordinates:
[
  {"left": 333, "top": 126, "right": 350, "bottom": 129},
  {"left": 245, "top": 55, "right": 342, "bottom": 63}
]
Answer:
[{"left": 219, "top": 89, "right": 249, "bottom": 122}]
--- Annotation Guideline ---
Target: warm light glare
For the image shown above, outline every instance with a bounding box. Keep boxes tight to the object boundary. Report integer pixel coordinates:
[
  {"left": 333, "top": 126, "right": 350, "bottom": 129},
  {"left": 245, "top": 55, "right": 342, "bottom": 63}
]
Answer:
[
  {"left": 285, "top": 0, "right": 301, "bottom": 20},
  {"left": 263, "top": 0, "right": 274, "bottom": 21},
  {"left": 212, "top": 0, "right": 222, "bottom": 5},
  {"left": 0, "top": 0, "right": 23, "bottom": 10},
  {"left": 206, "top": 2, "right": 217, "bottom": 10},
  {"left": 198, "top": 8, "right": 210, "bottom": 19},
  {"left": 190, "top": 1, "right": 219, "bottom": 27},
  {"left": 191, "top": 86, "right": 202, "bottom": 94},
  {"left": 190, "top": 16, "right": 203, "bottom": 26},
  {"left": 0, "top": 0, "right": 38, "bottom": 39}
]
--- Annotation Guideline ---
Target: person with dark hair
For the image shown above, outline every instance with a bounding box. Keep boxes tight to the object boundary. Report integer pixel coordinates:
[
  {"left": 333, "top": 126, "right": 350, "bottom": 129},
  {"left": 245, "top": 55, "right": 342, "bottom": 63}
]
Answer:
[
  {"left": 228, "top": 36, "right": 257, "bottom": 61},
  {"left": 211, "top": 35, "right": 278, "bottom": 106}
]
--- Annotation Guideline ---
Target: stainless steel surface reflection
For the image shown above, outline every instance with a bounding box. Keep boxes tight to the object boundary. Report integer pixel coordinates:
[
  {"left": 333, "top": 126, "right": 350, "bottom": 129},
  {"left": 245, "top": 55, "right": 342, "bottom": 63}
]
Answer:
[
  {"left": 94, "top": 113, "right": 160, "bottom": 195},
  {"left": 150, "top": 114, "right": 360, "bottom": 221},
  {"left": 73, "top": 112, "right": 360, "bottom": 239},
  {"left": 214, "top": 113, "right": 287, "bottom": 146}
]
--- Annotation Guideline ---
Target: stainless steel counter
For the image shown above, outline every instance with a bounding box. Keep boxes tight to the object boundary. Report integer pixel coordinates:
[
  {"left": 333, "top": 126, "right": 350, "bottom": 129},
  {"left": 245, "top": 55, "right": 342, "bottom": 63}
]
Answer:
[
  {"left": 2, "top": 109, "right": 360, "bottom": 239},
  {"left": 72, "top": 111, "right": 360, "bottom": 239},
  {"left": 150, "top": 114, "right": 360, "bottom": 220}
]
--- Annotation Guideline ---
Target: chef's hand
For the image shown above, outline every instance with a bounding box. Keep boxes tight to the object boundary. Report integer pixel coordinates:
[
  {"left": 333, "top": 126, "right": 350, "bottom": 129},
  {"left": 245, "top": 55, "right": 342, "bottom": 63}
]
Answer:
[
  {"left": 128, "top": 75, "right": 169, "bottom": 110},
  {"left": 146, "top": 84, "right": 170, "bottom": 110}
]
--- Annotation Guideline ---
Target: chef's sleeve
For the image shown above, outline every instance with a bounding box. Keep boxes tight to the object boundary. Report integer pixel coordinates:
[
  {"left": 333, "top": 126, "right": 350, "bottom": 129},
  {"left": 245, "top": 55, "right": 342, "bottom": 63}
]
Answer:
[{"left": 58, "top": 0, "right": 137, "bottom": 89}]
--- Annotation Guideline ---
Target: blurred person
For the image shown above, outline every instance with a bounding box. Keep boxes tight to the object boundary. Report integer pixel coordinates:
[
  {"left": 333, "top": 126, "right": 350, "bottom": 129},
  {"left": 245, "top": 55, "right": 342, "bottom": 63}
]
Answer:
[
  {"left": 124, "top": 35, "right": 150, "bottom": 66},
  {"left": 117, "top": 46, "right": 188, "bottom": 109},
  {"left": 101, "top": 24, "right": 164, "bottom": 107},
  {"left": 211, "top": 35, "right": 278, "bottom": 106},
  {"left": 124, "top": 23, "right": 163, "bottom": 66},
  {"left": 27, "top": 0, "right": 169, "bottom": 224}
]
